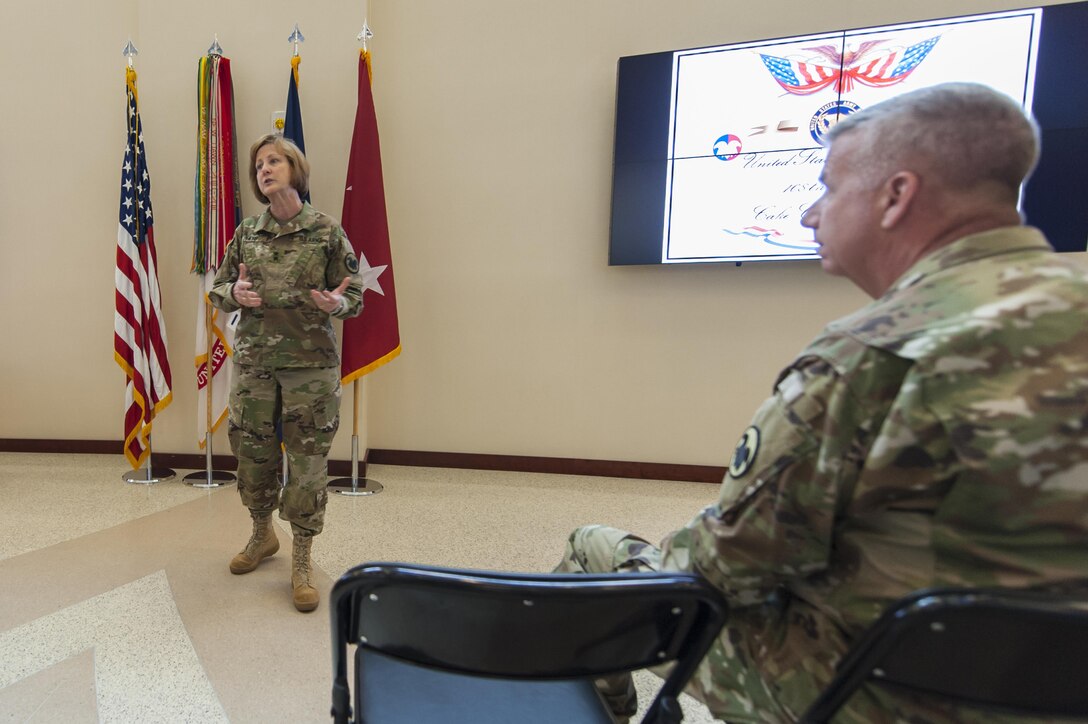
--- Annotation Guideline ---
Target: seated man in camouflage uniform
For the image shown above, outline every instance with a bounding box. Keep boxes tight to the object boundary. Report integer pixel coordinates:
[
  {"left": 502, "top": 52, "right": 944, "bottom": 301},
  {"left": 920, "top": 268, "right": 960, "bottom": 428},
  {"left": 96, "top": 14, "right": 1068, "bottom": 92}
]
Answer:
[{"left": 556, "top": 83, "right": 1088, "bottom": 723}]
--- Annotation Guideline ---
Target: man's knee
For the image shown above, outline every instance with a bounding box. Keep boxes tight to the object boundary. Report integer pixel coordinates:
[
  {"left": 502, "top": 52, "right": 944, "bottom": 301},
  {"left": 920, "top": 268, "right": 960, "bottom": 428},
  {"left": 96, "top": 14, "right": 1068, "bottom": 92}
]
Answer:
[{"left": 556, "top": 525, "right": 661, "bottom": 574}]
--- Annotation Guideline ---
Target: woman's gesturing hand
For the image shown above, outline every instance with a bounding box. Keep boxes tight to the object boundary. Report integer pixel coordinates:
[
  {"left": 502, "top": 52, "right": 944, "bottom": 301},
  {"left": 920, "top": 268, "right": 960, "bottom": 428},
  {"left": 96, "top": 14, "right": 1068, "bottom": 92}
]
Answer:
[
  {"left": 233, "top": 263, "right": 263, "bottom": 307},
  {"left": 310, "top": 276, "right": 352, "bottom": 314}
]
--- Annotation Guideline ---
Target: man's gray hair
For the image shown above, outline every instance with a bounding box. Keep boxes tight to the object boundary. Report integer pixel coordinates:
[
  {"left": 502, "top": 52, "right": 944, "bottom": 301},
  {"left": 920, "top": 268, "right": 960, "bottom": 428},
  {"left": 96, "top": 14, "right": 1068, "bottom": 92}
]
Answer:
[{"left": 827, "top": 82, "right": 1040, "bottom": 199}]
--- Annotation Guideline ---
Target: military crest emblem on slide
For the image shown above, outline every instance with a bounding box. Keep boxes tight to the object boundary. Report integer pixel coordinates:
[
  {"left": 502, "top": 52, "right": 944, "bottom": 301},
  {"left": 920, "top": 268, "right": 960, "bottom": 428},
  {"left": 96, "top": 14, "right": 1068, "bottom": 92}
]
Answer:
[
  {"left": 729, "top": 426, "right": 760, "bottom": 478},
  {"left": 810, "top": 100, "right": 861, "bottom": 145}
]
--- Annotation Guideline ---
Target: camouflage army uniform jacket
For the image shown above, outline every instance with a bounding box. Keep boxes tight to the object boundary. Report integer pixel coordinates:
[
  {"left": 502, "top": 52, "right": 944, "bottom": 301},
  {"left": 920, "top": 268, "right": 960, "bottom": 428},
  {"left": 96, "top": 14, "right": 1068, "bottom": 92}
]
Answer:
[
  {"left": 209, "top": 203, "right": 363, "bottom": 369},
  {"left": 660, "top": 227, "right": 1088, "bottom": 723}
]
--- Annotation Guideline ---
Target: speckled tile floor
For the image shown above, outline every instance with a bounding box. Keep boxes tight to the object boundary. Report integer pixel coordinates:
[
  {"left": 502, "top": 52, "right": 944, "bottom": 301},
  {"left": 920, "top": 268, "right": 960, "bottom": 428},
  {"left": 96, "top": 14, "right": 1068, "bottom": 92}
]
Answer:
[{"left": 0, "top": 452, "right": 723, "bottom": 723}]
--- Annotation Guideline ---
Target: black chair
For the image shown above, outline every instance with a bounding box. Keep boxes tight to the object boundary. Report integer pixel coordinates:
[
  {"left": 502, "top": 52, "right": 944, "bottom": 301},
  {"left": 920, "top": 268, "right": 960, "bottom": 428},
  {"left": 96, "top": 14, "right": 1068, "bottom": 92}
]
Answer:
[
  {"left": 799, "top": 587, "right": 1088, "bottom": 723},
  {"left": 330, "top": 562, "right": 728, "bottom": 724}
]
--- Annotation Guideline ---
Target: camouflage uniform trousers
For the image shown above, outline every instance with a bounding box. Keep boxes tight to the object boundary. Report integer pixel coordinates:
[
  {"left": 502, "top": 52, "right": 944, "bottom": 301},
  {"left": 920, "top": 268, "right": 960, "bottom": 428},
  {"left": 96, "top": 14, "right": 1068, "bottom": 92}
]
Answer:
[
  {"left": 555, "top": 524, "right": 674, "bottom": 721},
  {"left": 558, "top": 527, "right": 1068, "bottom": 724},
  {"left": 228, "top": 364, "right": 340, "bottom": 536}
]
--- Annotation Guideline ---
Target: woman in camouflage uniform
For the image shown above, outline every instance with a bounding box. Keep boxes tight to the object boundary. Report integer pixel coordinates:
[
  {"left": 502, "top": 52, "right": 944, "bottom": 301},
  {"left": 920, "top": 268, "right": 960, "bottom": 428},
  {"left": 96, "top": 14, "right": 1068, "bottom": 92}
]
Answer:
[{"left": 209, "top": 134, "right": 364, "bottom": 612}]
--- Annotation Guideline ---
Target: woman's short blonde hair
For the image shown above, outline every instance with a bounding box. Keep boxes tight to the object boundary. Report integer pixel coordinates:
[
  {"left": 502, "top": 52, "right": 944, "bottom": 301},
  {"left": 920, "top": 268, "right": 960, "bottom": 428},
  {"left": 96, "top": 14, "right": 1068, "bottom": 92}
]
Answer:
[{"left": 248, "top": 133, "right": 310, "bottom": 204}]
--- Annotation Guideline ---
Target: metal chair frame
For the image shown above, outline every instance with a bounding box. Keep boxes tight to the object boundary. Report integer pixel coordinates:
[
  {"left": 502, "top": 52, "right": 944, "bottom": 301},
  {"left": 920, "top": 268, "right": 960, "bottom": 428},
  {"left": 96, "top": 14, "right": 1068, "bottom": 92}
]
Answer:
[
  {"left": 330, "top": 562, "right": 728, "bottom": 724},
  {"left": 799, "top": 586, "right": 1088, "bottom": 723}
]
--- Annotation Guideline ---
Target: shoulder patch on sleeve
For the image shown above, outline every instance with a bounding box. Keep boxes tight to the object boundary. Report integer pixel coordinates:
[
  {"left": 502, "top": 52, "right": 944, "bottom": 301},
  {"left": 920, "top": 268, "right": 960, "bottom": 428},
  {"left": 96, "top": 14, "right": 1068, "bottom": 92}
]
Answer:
[
  {"left": 728, "top": 426, "right": 760, "bottom": 479},
  {"left": 345, "top": 253, "right": 360, "bottom": 273}
]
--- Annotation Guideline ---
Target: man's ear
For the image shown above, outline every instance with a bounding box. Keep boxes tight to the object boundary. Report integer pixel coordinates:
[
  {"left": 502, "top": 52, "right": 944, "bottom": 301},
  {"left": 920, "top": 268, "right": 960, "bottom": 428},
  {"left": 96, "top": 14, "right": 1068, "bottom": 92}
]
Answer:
[{"left": 879, "top": 171, "right": 919, "bottom": 229}]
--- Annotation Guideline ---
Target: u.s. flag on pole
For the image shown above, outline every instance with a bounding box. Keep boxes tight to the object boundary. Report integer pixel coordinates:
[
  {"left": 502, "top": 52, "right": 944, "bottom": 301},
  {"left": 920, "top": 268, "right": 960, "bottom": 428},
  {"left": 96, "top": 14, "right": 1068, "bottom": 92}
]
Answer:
[{"left": 114, "top": 66, "right": 173, "bottom": 469}]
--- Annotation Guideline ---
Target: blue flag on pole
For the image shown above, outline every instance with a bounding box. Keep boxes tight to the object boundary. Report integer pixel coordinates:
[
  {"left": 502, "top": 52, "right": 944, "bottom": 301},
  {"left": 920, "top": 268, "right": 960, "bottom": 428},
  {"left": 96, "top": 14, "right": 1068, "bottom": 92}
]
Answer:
[
  {"left": 278, "top": 53, "right": 306, "bottom": 459},
  {"left": 284, "top": 56, "right": 310, "bottom": 203}
]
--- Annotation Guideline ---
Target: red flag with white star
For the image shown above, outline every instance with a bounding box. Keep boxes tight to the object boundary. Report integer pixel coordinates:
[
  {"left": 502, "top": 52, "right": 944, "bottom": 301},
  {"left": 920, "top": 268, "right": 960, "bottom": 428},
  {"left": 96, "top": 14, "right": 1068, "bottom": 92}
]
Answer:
[{"left": 341, "top": 50, "right": 401, "bottom": 383}]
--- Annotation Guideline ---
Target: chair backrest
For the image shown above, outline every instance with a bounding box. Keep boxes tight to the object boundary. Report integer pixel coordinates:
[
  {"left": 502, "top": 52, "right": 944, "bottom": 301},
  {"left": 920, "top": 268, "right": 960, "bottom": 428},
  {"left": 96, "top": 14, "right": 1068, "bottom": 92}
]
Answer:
[
  {"left": 330, "top": 562, "right": 728, "bottom": 723},
  {"left": 799, "top": 587, "right": 1088, "bottom": 723}
]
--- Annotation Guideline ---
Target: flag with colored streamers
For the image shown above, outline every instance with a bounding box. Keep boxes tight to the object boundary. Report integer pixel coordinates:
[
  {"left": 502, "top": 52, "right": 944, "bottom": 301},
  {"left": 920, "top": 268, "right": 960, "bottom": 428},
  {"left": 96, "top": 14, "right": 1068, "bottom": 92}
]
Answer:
[{"left": 193, "top": 53, "right": 241, "bottom": 447}]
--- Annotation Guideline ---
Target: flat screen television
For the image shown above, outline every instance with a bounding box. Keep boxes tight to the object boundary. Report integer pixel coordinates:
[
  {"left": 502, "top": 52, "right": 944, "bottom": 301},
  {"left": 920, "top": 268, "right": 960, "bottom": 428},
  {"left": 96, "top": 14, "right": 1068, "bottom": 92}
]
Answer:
[{"left": 609, "top": 2, "right": 1088, "bottom": 265}]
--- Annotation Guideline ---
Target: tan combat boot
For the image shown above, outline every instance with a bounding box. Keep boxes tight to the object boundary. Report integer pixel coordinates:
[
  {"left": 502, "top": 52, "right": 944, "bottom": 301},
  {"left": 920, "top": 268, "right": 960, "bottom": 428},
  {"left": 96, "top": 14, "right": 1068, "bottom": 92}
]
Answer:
[
  {"left": 229, "top": 511, "right": 280, "bottom": 574},
  {"left": 291, "top": 533, "right": 319, "bottom": 612}
]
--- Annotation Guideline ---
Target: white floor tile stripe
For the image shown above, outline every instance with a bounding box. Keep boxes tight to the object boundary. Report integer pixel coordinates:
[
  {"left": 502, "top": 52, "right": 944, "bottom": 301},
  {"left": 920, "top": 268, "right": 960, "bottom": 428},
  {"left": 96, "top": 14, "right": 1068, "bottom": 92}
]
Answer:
[{"left": 0, "top": 570, "right": 227, "bottom": 723}]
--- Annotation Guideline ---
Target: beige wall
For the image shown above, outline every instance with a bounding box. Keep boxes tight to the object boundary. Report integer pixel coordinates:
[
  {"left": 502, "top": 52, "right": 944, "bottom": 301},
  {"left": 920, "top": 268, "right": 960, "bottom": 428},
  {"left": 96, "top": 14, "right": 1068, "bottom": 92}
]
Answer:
[
  {"left": 1, "top": 0, "right": 363, "bottom": 458},
  {"left": 1, "top": 0, "right": 1079, "bottom": 469}
]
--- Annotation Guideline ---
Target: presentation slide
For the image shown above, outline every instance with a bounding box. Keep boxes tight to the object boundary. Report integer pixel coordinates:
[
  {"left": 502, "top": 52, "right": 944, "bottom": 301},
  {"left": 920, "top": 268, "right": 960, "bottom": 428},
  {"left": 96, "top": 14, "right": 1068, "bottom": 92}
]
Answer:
[{"left": 662, "top": 10, "right": 1041, "bottom": 264}]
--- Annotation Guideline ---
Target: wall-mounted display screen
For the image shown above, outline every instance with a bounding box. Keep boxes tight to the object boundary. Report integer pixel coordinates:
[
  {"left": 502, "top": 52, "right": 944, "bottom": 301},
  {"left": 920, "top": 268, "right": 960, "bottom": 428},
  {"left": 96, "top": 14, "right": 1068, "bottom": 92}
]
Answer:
[{"left": 609, "top": 3, "right": 1088, "bottom": 265}]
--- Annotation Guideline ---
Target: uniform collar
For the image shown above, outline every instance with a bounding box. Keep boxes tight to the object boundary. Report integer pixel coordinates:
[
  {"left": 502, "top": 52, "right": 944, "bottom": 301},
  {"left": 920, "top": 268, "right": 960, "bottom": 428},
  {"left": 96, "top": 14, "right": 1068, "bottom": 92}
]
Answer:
[
  {"left": 885, "top": 226, "right": 1052, "bottom": 295},
  {"left": 254, "top": 202, "right": 319, "bottom": 237}
]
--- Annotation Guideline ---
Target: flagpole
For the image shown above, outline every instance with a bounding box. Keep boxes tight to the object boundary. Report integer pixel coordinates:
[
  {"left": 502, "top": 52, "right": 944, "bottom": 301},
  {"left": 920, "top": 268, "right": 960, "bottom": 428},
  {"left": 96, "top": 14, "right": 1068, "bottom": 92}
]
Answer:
[
  {"left": 119, "top": 39, "right": 175, "bottom": 486},
  {"left": 184, "top": 40, "right": 236, "bottom": 489},
  {"left": 331, "top": 21, "right": 384, "bottom": 498},
  {"left": 183, "top": 294, "right": 236, "bottom": 488},
  {"left": 277, "top": 24, "right": 310, "bottom": 490},
  {"left": 331, "top": 380, "right": 383, "bottom": 495},
  {"left": 122, "top": 447, "right": 177, "bottom": 485}
]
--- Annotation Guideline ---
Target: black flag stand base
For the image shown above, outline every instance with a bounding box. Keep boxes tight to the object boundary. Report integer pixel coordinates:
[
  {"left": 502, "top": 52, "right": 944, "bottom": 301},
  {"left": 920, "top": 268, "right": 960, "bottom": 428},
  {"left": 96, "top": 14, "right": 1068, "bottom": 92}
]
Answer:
[
  {"left": 123, "top": 456, "right": 176, "bottom": 485},
  {"left": 183, "top": 434, "right": 236, "bottom": 488},
  {"left": 330, "top": 435, "right": 383, "bottom": 496}
]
